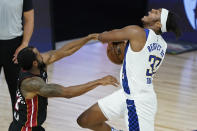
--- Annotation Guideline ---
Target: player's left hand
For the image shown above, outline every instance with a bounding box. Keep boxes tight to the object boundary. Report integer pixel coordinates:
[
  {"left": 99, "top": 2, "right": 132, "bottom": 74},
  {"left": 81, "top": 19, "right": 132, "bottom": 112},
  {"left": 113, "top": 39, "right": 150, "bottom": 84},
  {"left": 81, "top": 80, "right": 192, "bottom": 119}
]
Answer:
[{"left": 12, "top": 43, "right": 28, "bottom": 64}]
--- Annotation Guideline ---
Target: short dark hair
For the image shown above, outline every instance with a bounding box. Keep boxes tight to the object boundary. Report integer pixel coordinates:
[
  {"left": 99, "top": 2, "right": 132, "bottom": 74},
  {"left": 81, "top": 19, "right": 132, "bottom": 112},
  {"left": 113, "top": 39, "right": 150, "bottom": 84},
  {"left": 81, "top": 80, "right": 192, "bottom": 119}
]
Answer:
[
  {"left": 166, "top": 11, "right": 182, "bottom": 38},
  {"left": 17, "top": 46, "right": 37, "bottom": 70}
]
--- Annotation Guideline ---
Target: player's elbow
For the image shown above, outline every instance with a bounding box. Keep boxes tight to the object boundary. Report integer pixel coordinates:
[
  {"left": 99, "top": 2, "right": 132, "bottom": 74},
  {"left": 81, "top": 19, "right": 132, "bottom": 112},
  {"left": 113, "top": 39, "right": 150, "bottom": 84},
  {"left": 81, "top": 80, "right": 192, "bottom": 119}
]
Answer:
[
  {"left": 77, "top": 115, "right": 90, "bottom": 128},
  {"left": 64, "top": 93, "right": 73, "bottom": 99},
  {"left": 64, "top": 90, "right": 77, "bottom": 99}
]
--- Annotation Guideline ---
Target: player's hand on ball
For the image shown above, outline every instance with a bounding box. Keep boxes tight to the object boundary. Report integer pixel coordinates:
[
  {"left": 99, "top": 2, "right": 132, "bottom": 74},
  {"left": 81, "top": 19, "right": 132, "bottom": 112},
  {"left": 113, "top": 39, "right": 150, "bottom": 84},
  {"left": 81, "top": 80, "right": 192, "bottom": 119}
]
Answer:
[
  {"left": 88, "top": 33, "right": 99, "bottom": 40},
  {"left": 100, "top": 75, "right": 120, "bottom": 87}
]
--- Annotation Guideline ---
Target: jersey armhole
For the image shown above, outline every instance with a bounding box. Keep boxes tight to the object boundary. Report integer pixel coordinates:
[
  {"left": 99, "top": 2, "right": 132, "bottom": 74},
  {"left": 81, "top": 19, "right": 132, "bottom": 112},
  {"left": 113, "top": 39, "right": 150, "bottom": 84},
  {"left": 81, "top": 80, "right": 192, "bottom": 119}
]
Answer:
[
  {"left": 127, "top": 28, "right": 149, "bottom": 53},
  {"left": 144, "top": 29, "right": 149, "bottom": 40}
]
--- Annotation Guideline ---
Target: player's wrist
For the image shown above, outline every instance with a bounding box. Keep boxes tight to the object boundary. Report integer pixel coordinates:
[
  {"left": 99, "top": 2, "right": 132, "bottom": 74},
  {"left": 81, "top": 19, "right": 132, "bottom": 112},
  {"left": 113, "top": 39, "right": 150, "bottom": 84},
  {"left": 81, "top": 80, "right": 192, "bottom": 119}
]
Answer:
[
  {"left": 21, "top": 41, "right": 29, "bottom": 46},
  {"left": 85, "top": 35, "right": 92, "bottom": 41},
  {"left": 96, "top": 78, "right": 104, "bottom": 86}
]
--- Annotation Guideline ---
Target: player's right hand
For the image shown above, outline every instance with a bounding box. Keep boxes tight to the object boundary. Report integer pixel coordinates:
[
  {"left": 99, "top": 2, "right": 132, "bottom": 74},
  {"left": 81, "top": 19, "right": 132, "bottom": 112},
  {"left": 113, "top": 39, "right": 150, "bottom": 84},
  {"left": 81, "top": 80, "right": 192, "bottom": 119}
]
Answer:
[
  {"left": 99, "top": 75, "right": 120, "bottom": 87},
  {"left": 87, "top": 33, "right": 99, "bottom": 40}
]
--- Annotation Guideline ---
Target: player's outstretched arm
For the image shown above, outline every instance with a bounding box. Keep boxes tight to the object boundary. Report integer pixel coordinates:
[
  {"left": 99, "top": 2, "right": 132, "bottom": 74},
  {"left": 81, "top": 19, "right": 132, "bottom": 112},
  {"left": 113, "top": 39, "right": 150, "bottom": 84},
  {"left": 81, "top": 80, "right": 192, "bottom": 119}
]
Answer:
[
  {"left": 41, "top": 34, "right": 99, "bottom": 65},
  {"left": 98, "top": 25, "right": 144, "bottom": 43},
  {"left": 21, "top": 75, "right": 119, "bottom": 99}
]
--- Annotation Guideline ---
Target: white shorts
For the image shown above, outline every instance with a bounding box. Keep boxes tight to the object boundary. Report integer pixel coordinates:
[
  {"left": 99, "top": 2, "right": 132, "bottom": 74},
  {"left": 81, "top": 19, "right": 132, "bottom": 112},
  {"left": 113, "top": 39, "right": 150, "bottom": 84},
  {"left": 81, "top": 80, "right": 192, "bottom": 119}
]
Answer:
[{"left": 98, "top": 89, "right": 156, "bottom": 131}]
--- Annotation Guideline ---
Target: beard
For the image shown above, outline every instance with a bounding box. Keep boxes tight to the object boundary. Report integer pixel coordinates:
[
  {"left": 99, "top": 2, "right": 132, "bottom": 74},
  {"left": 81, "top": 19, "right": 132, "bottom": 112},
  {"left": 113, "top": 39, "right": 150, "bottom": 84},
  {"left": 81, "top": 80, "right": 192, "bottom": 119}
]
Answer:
[
  {"left": 38, "top": 61, "right": 46, "bottom": 72},
  {"left": 37, "top": 60, "right": 48, "bottom": 80}
]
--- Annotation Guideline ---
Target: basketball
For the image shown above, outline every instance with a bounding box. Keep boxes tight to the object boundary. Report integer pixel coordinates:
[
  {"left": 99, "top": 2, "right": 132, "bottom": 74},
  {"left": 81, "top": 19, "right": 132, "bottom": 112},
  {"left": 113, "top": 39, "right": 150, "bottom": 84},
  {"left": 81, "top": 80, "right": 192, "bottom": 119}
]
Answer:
[{"left": 107, "top": 41, "right": 127, "bottom": 65}]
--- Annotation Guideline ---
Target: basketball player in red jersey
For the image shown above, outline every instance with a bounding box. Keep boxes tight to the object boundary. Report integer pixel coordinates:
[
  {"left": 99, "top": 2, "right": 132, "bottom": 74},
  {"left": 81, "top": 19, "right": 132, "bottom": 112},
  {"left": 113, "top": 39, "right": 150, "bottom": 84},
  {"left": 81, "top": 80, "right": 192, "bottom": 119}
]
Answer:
[{"left": 8, "top": 34, "right": 119, "bottom": 131}]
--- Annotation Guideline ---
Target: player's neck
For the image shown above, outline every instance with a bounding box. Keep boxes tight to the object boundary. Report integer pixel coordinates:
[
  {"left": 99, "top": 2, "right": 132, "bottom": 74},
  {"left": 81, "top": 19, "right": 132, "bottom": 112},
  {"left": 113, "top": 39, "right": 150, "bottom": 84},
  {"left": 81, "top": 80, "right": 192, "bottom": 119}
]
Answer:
[
  {"left": 144, "top": 25, "right": 161, "bottom": 35},
  {"left": 29, "top": 67, "right": 40, "bottom": 75}
]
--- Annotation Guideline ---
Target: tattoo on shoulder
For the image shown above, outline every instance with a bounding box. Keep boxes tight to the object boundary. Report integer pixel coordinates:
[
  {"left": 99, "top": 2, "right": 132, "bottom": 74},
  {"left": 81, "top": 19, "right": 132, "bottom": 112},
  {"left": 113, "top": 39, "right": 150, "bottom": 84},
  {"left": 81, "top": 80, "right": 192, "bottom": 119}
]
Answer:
[
  {"left": 21, "top": 76, "right": 65, "bottom": 98},
  {"left": 21, "top": 77, "right": 45, "bottom": 93}
]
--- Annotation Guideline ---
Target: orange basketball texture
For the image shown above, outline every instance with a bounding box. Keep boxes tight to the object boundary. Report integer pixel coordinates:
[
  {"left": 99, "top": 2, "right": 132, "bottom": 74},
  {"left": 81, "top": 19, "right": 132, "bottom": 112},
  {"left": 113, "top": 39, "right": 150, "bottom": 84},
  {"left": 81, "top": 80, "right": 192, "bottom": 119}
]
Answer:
[{"left": 107, "top": 41, "right": 126, "bottom": 65}]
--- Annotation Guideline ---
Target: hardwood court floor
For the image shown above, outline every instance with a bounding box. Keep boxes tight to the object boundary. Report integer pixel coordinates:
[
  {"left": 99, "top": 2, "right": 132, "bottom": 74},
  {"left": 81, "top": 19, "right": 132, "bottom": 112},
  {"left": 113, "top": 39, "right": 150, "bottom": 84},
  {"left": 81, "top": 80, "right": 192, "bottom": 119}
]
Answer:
[{"left": 0, "top": 42, "right": 197, "bottom": 131}]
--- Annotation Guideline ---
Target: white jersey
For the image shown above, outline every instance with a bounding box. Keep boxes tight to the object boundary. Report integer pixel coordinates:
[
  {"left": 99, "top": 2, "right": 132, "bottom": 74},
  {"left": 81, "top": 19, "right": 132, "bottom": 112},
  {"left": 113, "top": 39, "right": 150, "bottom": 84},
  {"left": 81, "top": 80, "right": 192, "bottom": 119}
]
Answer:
[
  {"left": 98, "top": 28, "right": 168, "bottom": 131},
  {"left": 120, "top": 28, "right": 167, "bottom": 130},
  {"left": 120, "top": 28, "right": 167, "bottom": 100}
]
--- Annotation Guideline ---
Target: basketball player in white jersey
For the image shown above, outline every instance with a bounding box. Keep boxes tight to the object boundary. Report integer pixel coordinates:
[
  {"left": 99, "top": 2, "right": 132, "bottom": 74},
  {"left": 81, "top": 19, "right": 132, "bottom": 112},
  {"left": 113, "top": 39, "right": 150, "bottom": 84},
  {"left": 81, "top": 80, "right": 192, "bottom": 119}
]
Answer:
[{"left": 77, "top": 8, "right": 181, "bottom": 131}]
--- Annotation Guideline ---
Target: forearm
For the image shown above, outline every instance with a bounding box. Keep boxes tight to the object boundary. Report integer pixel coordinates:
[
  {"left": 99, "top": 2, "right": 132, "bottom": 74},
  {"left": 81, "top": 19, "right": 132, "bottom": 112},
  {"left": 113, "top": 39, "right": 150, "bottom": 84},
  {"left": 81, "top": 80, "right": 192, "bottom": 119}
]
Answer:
[
  {"left": 59, "top": 36, "right": 91, "bottom": 56},
  {"left": 39, "top": 79, "right": 101, "bottom": 98},
  {"left": 42, "top": 34, "right": 98, "bottom": 64},
  {"left": 98, "top": 30, "right": 120, "bottom": 43},
  {"left": 22, "top": 11, "right": 34, "bottom": 46},
  {"left": 45, "top": 36, "right": 91, "bottom": 64},
  {"left": 63, "top": 79, "right": 101, "bottom": 98}
]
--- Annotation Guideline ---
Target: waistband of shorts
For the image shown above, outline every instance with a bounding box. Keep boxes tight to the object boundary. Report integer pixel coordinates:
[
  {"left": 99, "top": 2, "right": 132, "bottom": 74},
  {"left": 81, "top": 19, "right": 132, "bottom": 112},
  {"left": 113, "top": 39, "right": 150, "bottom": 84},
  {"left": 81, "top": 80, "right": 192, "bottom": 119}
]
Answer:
[{"left": 13, "top": 120, "right": 43, "bottom": 129}]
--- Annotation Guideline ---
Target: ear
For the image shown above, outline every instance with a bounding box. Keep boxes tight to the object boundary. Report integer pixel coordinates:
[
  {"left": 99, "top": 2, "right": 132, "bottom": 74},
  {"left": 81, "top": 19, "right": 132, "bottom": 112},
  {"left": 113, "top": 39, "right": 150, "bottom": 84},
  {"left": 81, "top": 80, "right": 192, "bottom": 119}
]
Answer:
[{"left": 32, "top": 60, "right": 38, "bottom": 67}]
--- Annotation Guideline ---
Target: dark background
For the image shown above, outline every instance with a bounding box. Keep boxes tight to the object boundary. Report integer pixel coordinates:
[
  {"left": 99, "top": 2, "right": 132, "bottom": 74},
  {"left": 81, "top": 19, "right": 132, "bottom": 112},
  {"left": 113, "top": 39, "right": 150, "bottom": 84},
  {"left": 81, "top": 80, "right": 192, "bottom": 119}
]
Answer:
[
  {"left": 53, "top": 0, "right": 148, "bottom": 42},
  {"left": 148, "top": 0, "right": 197, "bottom": 43}
]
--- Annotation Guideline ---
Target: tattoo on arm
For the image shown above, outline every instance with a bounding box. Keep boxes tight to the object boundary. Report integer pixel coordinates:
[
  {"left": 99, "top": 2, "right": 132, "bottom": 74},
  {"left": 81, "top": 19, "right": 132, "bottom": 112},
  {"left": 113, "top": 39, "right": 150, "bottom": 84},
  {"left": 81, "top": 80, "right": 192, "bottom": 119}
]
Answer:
[
  {"left": 21, "top": 77, "right": 45, "bottom": 98},
  {"left": 21, "top": 77, "right": 66, "bottom": 98},
  {"left": 39, "top": 84, "right": 65, "bottom": 97},
  {"left": 21, "top": 77, "right": 104, "bottom": 99}
]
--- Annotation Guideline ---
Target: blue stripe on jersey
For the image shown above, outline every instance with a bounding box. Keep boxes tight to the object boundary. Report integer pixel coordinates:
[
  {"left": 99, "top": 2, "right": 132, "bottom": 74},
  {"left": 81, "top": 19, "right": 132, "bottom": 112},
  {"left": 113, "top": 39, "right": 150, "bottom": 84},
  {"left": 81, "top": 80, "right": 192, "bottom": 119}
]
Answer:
[
  {"left": 122, "top": 42, "right": 130, "bottom": 94},
  {"left": 126, "top": 99, "right": 140, "bottom": 131},
  {"left": 144, "top": 28, "right": 149, "bottom": 40},
  {"left": 122, "top": 42, "right": 140, "bottom": 130}
]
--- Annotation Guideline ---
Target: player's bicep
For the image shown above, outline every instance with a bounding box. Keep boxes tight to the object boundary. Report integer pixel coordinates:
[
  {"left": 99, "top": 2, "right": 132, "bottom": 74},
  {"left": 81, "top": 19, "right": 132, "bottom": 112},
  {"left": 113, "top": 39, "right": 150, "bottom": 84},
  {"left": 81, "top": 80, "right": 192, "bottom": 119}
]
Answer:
[{"left": 21, "top": 77, "right": 46, "bottom": 98}]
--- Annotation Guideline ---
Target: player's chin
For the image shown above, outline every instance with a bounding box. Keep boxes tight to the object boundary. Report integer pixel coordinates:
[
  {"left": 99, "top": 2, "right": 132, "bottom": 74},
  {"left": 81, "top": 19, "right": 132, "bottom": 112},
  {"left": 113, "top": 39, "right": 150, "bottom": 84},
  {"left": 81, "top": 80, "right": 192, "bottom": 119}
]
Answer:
[
  {"left": 141, "top": 17, "right": 145, "bottom": 22},
  {"left": 142, "top": 15, "right": 149, "bottom": 22}
]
